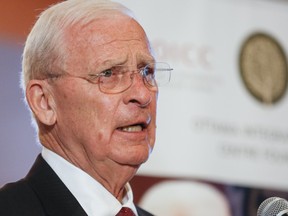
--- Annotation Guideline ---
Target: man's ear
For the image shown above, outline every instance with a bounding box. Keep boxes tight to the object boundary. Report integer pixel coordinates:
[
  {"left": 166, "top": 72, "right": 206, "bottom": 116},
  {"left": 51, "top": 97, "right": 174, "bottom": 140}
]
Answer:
[{"left": 26, "top": 80, "right": 57, "bottom": 126}]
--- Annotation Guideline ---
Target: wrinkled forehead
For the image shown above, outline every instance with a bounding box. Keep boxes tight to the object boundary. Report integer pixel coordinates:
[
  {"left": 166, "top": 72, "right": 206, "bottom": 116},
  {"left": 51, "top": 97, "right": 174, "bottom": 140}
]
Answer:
[
  {"left": 62, "top": 14, "right": 153, "bottom": 70},
  {"left": 67, "top": 13, "right": 147, "bottom": 45}
]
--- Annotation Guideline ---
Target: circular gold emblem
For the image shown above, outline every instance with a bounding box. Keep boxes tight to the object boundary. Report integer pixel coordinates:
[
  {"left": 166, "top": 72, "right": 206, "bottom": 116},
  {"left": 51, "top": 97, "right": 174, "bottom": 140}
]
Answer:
[{"left": 239, "top": 33, "right": 288, "bottom": 104}]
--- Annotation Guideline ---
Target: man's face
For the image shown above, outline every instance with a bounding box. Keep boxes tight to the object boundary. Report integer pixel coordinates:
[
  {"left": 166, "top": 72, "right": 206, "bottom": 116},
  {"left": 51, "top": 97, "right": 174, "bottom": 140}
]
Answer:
[{"left": 49, "top": 14, "right": 157, "bottom": 169}]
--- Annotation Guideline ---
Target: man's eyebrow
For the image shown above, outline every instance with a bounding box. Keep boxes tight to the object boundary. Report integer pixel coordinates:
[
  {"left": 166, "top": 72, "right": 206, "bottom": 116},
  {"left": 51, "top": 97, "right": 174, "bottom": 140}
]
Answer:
[
  {"left": 88, "top": 59, "right": 128, "bottom": 73},
  {"left": 98, "top": 55, "right": 155, "bottom": 66},
  {"left": 101, "top": 60, "right": 125, "bottom": 66},
  {"left": 137, "top": 54, "right": 155, "bottom": 64}
]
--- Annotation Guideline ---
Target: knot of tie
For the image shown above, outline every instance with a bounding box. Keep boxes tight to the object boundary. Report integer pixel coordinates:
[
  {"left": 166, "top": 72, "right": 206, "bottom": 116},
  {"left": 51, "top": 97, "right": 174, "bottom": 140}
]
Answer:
[{"left": 116, "top": 207, "right": 136, "bottom": 216}]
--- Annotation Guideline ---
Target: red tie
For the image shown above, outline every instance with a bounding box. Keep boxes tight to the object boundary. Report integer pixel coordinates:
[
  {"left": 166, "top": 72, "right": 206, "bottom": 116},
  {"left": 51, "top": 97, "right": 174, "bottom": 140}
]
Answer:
[{"left": 116, "top": 207, "right": 136, "bottom": 216}]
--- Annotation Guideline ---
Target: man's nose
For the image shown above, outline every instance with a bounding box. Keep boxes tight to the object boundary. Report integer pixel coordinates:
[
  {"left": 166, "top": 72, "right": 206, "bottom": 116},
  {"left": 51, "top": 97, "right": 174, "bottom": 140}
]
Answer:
[{"left": 125, "top": 71, "right": 154, "bottom": 107}]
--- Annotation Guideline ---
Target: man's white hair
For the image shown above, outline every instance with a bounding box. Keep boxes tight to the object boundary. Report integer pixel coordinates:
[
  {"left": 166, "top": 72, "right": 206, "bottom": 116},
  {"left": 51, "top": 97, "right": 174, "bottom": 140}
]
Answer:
[{"left": 21, "top": 0, "right": 134, "bottom": 93}]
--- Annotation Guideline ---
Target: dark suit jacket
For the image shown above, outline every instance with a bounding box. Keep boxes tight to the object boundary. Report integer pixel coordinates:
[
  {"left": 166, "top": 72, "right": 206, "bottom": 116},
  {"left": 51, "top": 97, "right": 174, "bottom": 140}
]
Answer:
[{"left": 0, "top": 155, "right": 154, "bottom": 216}]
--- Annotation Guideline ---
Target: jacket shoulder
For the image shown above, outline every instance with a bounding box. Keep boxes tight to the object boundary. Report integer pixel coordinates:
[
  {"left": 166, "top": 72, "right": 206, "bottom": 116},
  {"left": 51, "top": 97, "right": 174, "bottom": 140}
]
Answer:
[{"left": 0, "top": 179, "right": 45, "bottom": 216}]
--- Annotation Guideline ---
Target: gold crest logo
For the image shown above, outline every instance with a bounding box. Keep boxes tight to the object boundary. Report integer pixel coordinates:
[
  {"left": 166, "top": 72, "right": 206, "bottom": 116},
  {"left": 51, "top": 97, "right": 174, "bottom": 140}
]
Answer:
[{"left": 239, "top": 33, "right": 288, "bottom": 104}]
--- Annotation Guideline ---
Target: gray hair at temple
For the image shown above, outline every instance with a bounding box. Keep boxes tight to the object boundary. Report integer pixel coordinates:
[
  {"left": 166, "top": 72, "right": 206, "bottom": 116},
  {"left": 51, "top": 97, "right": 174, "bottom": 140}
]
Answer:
[{"left": 21, "top": 0, "right": 134, "bottom": 94}]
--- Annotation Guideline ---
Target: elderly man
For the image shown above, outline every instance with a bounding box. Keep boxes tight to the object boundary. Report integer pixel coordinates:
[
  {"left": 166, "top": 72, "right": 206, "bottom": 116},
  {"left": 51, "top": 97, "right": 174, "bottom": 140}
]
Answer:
[{"left": 0, "top": 0, "right": 172, "bottom": 215}]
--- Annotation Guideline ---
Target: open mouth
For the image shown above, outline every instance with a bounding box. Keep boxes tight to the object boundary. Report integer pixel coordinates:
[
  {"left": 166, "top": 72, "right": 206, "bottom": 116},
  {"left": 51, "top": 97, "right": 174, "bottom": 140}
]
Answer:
[{"left": 118, "top": 123, "right": 147, "bottom": 132}]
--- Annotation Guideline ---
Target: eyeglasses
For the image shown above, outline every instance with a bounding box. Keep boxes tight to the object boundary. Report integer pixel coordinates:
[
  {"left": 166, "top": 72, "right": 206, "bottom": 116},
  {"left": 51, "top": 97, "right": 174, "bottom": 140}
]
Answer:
[{"left": 48, "top": 62, "right": 173, "bottom": 94}]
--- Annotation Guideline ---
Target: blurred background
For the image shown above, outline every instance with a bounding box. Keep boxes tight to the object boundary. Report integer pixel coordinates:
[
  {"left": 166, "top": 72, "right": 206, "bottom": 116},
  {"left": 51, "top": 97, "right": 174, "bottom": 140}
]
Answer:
[{"left": 1, "top": 0, "right": 288, "bottom": 215}]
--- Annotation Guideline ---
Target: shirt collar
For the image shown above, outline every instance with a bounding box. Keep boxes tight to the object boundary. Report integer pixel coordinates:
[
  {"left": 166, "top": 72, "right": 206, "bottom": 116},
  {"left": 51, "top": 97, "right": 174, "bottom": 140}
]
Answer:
[{"left": 42, "top": 147, "right": 138, "bottom": 216}]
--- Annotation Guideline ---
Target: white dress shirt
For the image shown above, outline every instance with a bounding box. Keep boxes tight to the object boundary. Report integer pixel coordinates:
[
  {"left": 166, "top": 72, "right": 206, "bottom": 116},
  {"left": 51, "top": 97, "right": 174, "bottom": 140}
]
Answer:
[{"left": 42, "top": 147, "right": 138, "bottom": 216}]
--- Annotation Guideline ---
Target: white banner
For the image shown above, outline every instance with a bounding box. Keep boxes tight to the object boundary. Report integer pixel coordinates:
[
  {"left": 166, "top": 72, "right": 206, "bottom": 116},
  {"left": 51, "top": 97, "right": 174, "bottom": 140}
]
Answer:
[{"left": 115, "top": 0, "right": 288, "bottom": 190}]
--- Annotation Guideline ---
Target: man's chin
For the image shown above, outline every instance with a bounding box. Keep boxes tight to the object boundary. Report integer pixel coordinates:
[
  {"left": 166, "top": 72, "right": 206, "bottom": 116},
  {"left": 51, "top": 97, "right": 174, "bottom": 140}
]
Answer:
[{"left": 114, "top": 151, "right": 150, "bottom": 168}]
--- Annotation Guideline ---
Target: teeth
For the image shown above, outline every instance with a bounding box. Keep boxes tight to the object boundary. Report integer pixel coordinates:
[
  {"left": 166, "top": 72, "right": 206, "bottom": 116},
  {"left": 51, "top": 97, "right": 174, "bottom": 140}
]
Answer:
[{"left": 120, "top": 125, "right": 143, "bottom": 132}]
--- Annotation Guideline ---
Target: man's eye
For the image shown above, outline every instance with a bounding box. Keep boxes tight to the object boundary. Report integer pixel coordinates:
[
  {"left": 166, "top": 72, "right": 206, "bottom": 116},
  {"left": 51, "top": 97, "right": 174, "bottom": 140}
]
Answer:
[
  {"left": 143, "top": 66, "right": 155, "bottom": 76},
  {"left": 101, "top": 69, "right": 113, "bottom": 77}
]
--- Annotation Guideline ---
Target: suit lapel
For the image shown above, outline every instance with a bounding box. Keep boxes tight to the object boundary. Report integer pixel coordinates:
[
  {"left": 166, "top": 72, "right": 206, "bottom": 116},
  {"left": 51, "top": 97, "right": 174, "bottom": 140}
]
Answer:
[
  {"left": 25, "top": 155, "right": 87, "bottom": 216},
  {"left": 136, "top": 206, "right": 154, "bottom": 216},
  {"left": 25, "top": 155, "right": 154, "bottom": 216}
]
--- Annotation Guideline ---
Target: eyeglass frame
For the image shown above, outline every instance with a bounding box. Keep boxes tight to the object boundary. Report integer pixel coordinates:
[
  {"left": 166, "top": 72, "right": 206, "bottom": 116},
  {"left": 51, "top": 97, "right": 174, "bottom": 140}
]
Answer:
[{"left": 44, "top": 62, "right": 173, "bottom": 94}]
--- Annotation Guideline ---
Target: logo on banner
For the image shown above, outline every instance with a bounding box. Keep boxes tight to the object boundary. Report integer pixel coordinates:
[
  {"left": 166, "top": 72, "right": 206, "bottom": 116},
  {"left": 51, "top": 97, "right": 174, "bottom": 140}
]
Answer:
[{"left": 239, "top": 32, "right": 288, "bottom": 104}]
